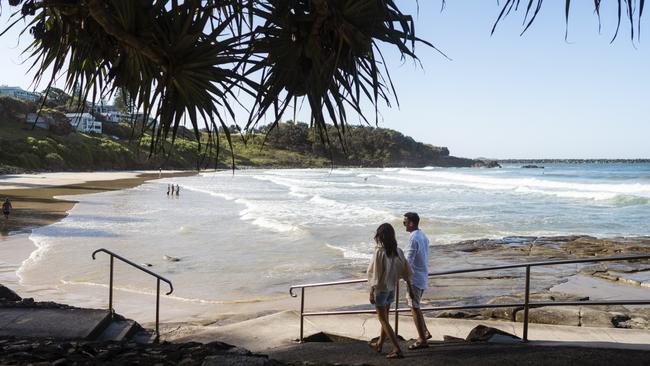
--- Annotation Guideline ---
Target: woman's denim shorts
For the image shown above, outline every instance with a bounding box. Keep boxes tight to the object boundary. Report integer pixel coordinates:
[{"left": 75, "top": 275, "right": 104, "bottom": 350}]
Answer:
[{"left": 373, "top": 290, "right": 395, "bottom": 307}]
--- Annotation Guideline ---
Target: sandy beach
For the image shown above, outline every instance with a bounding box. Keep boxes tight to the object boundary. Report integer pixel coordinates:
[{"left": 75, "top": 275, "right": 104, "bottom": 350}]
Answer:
[
  {"left": 0, "top": 170, "right": 370, "bottom": 328},
  {"left": 0, "top": 171, "right": 198, "bottom": 319},
  {"left": 0, "top": 171, "right": 195, "bottom": 236}
]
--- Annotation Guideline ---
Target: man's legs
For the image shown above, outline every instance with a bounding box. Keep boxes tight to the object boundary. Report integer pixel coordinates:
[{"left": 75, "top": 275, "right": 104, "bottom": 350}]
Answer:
[
  {"left": 407, "top": 286, "right": 430, "bottom": 345},
  {"left": 412, "top": 307, "right": 431, "bottom": 339}
]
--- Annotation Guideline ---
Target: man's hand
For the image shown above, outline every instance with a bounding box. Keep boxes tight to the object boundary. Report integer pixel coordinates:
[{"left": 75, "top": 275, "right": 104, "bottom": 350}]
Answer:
[{"left": 369, "top": 290, "right": 375, "bottom": 305}]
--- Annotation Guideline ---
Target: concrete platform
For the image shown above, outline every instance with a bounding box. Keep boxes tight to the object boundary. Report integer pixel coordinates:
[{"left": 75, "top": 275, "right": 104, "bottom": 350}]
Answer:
[
  {"left": 0, "top": 308, "right": 111, "bottom": 339},
  {"left": 165, "top": 310, "right": 650, "bottom": 352}
]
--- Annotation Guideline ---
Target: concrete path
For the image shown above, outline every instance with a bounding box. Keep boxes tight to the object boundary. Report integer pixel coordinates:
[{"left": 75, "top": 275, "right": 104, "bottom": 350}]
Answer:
[
  {"left": 165, "top": 310, "right": 650, "bottom": 352},
  {"left": 0, "top": 308, "right": 110, "bottom": 339}
]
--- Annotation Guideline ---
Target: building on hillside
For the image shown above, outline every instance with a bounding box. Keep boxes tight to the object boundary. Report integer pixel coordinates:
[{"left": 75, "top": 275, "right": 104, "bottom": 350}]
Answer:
[
  {"left": 102, "top": 111, "right": 132, "bottom": 123},
  {"left": 0, "top": 85, "right": 41, "bottom": 102},
  {"left": 95, "top": 100, "right": 120, "bottom": 116},
  {"left": 65, "top": 112, "right": 102, "bottom": 133},
  {"left": 25, "top": 113, "right": 50, "bottom": 130}
]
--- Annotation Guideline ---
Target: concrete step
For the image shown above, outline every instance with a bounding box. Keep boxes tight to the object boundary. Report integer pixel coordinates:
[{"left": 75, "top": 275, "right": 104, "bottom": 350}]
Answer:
[
  {"left": 94, "top": 319, "right": 139, "bottom": 342},
  {"left": 132, "top": 330, "right": 159, "bottom": 344},
  {"left": 0, "top": 308, "right": 112, "bottom": 340}
]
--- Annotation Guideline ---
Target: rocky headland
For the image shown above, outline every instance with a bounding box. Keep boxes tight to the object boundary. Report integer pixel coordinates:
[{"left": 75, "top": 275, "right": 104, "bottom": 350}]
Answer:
[{"left": 422, "top": 235, "right": 650, "bottom": 329}]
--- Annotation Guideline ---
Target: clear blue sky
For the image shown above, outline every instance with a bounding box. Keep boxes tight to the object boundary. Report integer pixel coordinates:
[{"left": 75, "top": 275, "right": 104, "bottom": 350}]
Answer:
[{"left": 0, "top": 2, "right": 648, "bottom": 159}]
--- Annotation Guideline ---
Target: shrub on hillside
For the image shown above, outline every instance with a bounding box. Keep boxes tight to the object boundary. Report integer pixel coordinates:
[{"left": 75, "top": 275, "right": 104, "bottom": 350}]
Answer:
[
  {"left": 45, "top": 152, "right": 65, "bottom": 169},
  {"left": 102, "top": 122, "right": 137, "bottom": 140}
]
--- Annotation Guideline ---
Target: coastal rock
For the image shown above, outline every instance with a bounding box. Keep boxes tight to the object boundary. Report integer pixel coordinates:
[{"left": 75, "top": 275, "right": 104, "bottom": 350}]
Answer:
[
  {"left": 471, "top": 160, "right": 501, "bottom": 168},
  {"left": 0, "top": 284, "right": 22, "bottom": 301},
  {"left": 437, "top": 310, "right": 482, "bottom": 319},
  {"left": 164, "top": 255, "right": 181, "bottom": 262},
  {"left": 579, "top": 308, "right": 618, "bottom": 328},
  {"left": 465, "top": 325, "right": 520, "bottom": 343},
  {"left": 515, "top": 306, "right": 581, "bottom": 326}
]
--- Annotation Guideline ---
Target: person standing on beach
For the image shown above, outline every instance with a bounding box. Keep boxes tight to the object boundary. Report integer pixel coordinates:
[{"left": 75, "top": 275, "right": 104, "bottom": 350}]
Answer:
[
  {"left": 403, "top": 212, "right": 432, "bottom": 349},
  {"left": 367, "top": 223, "right": 414, "bottom": 359},
  {"left": 167, "top": 184, "right": 171, "bottom": 196},
  {"left": 176, "top": 184, "right": 180, "bottom": 196},
  {"left": 2, "top": 198, "right": 12, "bottom": 219}
]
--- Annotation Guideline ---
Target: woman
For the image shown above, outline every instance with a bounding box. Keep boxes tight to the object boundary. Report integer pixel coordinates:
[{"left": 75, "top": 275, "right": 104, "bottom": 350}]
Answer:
[{"left": 367, "top": 223, "right": 414, "bottom": 359}]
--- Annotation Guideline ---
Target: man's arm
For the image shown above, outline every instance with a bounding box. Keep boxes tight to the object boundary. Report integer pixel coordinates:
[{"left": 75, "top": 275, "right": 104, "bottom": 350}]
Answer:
[{"left": 404, "top": 238, "right": 418, "bottom": 266}]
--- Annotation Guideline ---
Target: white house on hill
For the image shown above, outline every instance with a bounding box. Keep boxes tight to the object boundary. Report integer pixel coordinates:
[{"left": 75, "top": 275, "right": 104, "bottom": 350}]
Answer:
[
  {"left": 65, "top": 113, "right": 102, "bottom": 134},
  {"left": 0, "top": 85, "right": 41, "bottom": 102}
]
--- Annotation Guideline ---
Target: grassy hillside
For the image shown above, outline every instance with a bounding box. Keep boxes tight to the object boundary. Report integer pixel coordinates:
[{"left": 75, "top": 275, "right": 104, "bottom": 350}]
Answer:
[{"left": 0, "top": 98, "right": 479, "bottom": 173}]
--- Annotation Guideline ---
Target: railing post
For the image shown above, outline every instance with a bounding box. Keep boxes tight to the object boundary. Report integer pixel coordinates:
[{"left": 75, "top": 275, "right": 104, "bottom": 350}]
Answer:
[
  {"left": 394, "top": 280, "right": 399, "bottom": 336},
  {"left": 109, "top": 255, "right": 114, "bottom": 317},
  {"left": 300, "top": 287, "right": 305, "bottom": 343},
  {"left": 523, "top": 266, "right": 531, "bottom": 342},
  {"left": 155, "top": 278, "right": 161, "bottom": 342}
]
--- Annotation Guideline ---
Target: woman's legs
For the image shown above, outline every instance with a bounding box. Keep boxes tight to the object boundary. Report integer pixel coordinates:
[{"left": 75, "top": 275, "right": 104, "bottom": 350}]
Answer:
[{"left": 376, "top": 305, "right": 402, "bottom": 355}]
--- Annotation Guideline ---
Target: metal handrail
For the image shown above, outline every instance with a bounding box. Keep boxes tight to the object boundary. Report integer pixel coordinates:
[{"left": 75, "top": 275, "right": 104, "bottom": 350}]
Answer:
[
  {"left": 289, "top": 254, "right": 650, "bottom": 343},
  {"left": 92, "top": 248, "right": 174, "bottom": 341}
]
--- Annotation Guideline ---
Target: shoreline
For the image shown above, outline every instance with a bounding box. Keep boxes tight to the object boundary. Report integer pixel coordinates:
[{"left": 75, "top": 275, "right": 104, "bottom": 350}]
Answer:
[
  {"left": 0, "top": 170, "right": 368, "bottom": 327},
  {"left": 1, "top": 170, "right": 649, "bottom": 330},
  {"left": 0, "top": 170, "right": 197, "bottom": 236}
]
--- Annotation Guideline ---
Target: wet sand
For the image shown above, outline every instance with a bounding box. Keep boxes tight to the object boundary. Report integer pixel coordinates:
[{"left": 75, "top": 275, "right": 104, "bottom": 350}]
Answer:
[{"left": 0, "top": 171, "right": 196, "bottom": 236}]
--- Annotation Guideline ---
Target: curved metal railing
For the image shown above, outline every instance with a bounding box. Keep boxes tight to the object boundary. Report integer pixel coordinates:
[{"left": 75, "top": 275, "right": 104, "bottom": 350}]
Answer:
[
  {"left": 289, "top": 254, "right": 650, "bottom": 343},
  {"left": 92, "top": 248, "right": 174, "bottom": 341}
]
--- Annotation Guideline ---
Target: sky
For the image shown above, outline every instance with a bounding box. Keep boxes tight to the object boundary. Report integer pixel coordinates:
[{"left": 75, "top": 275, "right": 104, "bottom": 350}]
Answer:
[{"left": 0, "top": 1, "right": 648, "bottom": 159}]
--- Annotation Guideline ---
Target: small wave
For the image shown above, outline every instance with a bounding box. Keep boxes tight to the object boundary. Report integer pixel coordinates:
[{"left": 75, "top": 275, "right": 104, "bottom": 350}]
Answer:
[
  {"left": 238, "top": 206, "right": 303, "bottom": 233},
  {"left": 59, "top": 279, "right": 285, "bottom": 304},
  {"left": 180, "top": 186, "right": 236, "bottom": 201},
  {"left": 606, "top": 194, "right": 650, "bottom": 207},
  {"left": 325, "top": 243, "right": 373, "bottom": 260}
]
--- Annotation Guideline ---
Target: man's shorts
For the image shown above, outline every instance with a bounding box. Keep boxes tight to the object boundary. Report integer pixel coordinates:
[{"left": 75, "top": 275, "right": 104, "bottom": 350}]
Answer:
[{"left": 406, "top": 286, "right": 425, "bottom": 308}]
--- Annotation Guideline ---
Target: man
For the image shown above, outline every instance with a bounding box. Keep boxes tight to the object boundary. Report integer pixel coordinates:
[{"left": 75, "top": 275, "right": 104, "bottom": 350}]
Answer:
[{"left": 403, "top": 212, "right": 431, "bottom": 349}]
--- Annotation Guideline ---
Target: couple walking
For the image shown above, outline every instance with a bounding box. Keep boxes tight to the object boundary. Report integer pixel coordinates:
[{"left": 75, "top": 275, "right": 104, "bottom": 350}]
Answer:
[{"left": 367, "top": 212, "right": 430, "bottom": 359}]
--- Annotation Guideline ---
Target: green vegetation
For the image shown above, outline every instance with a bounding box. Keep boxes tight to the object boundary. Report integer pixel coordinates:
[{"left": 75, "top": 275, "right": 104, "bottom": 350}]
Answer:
[{"left": 0, "top": 98, "right": 477, "bottom": 172}]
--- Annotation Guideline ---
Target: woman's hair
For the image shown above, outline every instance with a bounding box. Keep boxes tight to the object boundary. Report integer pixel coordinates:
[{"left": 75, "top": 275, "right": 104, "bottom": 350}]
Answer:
[{"left": 374, "top": 223, "right": 398, "bottom": 257}]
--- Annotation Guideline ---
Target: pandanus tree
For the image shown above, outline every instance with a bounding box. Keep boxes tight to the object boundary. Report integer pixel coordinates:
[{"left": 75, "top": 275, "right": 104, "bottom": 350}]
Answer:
[{"left": 0, "top": 0, "right": 645, "bottom": 163}]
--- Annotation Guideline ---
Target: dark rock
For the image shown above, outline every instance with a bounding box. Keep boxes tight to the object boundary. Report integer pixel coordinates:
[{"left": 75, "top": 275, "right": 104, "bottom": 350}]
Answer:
[
  {"left": 612, "top": 314, "right": 633, "bottom": 328},
  {"left": 0, "top": 285, "right": 22, "bottom": 301},
  {"left": 472, "top": 160, "right": 502, "bottom": 168},
  {"left": 443, "top": 335, "right": 465, "bottom": 342},
  {"left": 437, "top": 310, "right": 482, "bottom": 319},
  {"left": 465, "top": 325, "right": 520, "bottom": 342}
]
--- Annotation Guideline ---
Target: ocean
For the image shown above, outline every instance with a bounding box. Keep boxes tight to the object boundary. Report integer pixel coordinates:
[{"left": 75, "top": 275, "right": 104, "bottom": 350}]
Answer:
[{"left": 15, "top": 163, "right": 650, "bottom": 312}]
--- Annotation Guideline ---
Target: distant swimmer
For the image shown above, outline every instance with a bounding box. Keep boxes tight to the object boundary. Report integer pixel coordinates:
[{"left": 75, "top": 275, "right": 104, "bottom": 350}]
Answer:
[
  {"left": 176, "top": 184, "right": 180, "bottom": 196},
  {"left": 2, "top": 198, "right": 12, "bottom": 219}
]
